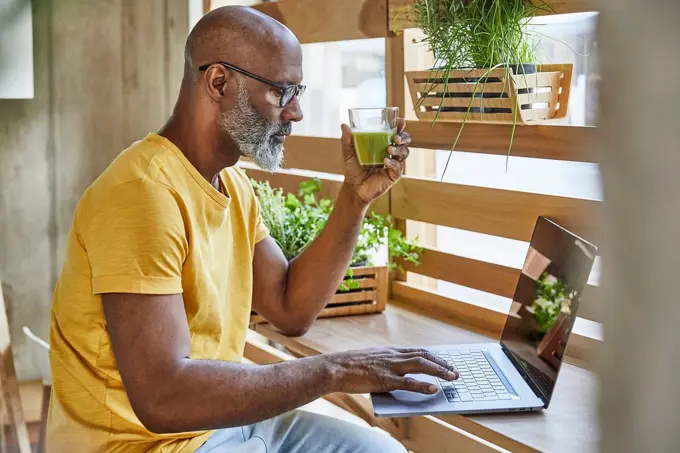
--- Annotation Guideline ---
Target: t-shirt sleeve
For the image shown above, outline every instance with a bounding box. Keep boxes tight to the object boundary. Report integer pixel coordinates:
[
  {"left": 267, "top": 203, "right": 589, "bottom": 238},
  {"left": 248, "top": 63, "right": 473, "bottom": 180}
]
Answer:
[
  {"left": 80, "top": 179, "right": 188, "bottom": 295},
  {"left": 253, "top": 196, "right": 270, "bottom": 244}
]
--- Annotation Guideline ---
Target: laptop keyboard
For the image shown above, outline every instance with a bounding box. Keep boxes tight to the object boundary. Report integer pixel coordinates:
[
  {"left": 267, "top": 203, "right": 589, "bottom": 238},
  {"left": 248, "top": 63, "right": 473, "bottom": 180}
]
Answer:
[{"left": 436, "top": 350, "right": 515, "bottom": 403}]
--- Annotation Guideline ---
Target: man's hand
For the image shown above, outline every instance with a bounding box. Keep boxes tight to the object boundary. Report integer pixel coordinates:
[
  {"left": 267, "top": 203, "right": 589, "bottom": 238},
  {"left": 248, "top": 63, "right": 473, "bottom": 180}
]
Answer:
[
  {"left": 341, "top": 118, "right": 411, "bottom": 205},
  {"left": 323, "top": 347, "right": 459, "bottom": 395}
]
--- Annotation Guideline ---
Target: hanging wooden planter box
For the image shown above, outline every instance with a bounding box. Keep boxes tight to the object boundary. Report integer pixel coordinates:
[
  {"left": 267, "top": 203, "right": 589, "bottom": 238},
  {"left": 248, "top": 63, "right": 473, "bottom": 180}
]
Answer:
[
  {"left": 249, "top": 266, "right": 389, "bottom": 325},
  {"left": 405, "top": 64, "right": 573, "bottom": 125}
]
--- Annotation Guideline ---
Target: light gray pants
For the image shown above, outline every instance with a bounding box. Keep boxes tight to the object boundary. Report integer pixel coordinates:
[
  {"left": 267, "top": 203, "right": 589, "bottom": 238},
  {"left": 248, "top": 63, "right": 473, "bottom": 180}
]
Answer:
[{"left": 194, "top": 410, "right": 406, "bottom": 453}]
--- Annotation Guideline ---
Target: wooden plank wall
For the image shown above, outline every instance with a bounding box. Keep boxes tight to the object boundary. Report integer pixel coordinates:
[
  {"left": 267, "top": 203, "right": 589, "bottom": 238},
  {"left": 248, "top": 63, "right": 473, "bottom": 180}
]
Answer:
[
  {"left": 208, "top": 0, "right": 606, "bottom": 338},
  {"left": 233, "top": 0, "right": 604, "bottom": 329}
]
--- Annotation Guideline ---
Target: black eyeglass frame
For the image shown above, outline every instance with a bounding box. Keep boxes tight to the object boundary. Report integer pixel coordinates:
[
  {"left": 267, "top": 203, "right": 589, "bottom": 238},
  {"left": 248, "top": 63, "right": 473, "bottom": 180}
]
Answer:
[{"left": 199, "top": 61, "right": 306, "bottom": 108}]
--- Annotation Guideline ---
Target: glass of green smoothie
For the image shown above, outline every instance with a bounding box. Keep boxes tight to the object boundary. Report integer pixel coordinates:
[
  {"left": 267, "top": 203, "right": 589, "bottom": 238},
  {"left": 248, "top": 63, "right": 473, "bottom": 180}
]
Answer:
[{"left": 348, "top": 107, "right": 399, "bottom": 168}]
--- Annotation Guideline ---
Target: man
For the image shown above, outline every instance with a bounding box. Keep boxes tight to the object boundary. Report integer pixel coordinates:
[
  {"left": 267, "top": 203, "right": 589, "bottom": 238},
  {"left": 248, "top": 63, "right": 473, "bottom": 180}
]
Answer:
[{"left": 47, "top": 6, "right": 458, "bottom": 452}]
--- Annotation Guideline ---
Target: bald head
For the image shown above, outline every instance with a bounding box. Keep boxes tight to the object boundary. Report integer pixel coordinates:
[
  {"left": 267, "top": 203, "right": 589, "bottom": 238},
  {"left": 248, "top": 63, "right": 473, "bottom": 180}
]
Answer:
[
  {"left": 168, "top": 6, "right": 304, "bottom": 174},
  {"left": 184, "top": 6, "right": 300, "bottom": 83}
]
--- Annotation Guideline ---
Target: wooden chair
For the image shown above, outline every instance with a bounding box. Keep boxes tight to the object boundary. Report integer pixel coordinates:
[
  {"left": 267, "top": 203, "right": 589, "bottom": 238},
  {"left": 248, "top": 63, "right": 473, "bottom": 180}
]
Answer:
[
  {"left": 22, "top": 327, "right": 50, "bottom": 453},
  {"left": 0, "top": 280, "right": 31, "bottom": 453}
]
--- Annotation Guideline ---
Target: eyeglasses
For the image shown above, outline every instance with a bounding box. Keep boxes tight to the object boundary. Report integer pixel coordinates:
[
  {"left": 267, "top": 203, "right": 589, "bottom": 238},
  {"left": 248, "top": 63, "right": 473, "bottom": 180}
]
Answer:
[{"left": 199, "top": 61, "right": 306, "bottom": 108}]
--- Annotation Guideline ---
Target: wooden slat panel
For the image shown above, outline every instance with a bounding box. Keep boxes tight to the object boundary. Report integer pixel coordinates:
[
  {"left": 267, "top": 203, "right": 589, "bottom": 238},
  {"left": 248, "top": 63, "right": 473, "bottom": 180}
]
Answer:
[
  {"left": 245, "top": 166, "right": 342, "bottom": 199},
  {"left": 415, "top": 82, "right": 510, "bottom": 94},
  {"left": 419, "top": 97, "right": 512, "bottom": 109},
  {"left": 389, "top": 0, "right": 596, "bottom": 32},
  {"left": 391, "top": 176, "right": 597, "bottom": 241},
  {"left": 350, "top": 277, "right": 377, "bottom": 289},
  {"left": 405, "top": 120, "right": 596, "bottom": 162},
  {"left": 332, "top": 290, "right": 377, "bottom": 303},
  {"left": 416, "top": 111, "right": 517, "bottom": 124},
  {"left": 408, "top": 68, "right": 508, "bottom": 80},
  {"left": 253, "top": 0, "right": 388, "bottom": 44},
  {"left": 402, "top": 247, "right": 518, "bottom": 299},
  {"left": 402, "top": 246, "right": 601, "bottom": 323},
  {"left": 391, "top": 281, "right": 506, "bottom": 335},
  {"left": 243, "top": 166, "right": 390, "bottom": 215},
  {"left": 517, "top": 91, "right": 553, "bottom": 105},
  {"left": 351, "top": 266, "right": 385, "bottom": 277},
  {"left": 283, "top": 136, "right": 344, "bottom": 174},
  {"left": 513, "top": 72, "right": 562, "bottom": 89}
]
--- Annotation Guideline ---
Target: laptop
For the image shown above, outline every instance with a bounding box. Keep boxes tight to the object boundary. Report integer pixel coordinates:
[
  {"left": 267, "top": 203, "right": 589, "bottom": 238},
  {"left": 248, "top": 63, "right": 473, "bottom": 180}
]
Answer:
[{"left": 372, "top": 216, "right": 597, "bottom": 417}]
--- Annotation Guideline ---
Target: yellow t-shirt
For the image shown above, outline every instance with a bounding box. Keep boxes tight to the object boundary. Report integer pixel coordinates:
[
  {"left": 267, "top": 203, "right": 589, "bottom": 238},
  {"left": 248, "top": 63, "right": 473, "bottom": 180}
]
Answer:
[{"left": 47, "top": 133, "right": 269, "bottom": 453}]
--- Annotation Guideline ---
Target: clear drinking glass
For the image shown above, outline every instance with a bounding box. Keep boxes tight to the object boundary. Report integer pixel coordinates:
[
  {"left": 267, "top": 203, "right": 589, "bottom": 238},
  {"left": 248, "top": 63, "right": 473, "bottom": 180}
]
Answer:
[{"left": 348, "top": 107, "right": 399, "bottom": 168}]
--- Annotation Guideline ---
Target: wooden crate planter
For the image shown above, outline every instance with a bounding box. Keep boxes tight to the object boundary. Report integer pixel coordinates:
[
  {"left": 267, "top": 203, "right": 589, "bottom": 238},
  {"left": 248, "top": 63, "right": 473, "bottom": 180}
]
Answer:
[
  {"left": 406, "top": 64, "right": 573, "bottom": 125},
  {"left": 250, "top": 266, "right": 388, "bottom": 324}
]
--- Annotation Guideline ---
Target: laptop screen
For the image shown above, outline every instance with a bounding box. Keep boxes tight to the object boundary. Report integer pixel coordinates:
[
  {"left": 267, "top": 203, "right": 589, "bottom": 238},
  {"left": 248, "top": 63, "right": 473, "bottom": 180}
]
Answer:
[{"left": 500, "top": 216, "right": 597, "bottom": 402}]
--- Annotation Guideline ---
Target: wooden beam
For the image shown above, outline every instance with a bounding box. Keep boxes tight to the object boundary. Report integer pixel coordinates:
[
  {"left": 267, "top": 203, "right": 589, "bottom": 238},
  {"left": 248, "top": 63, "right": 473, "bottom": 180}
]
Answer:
[
  {"left": 401, "top": 247, "right": 519, "bottom": 299},
  {"left": 389, "top": 0, "right": 597, "bottom": 32},
  {"left": 391, "top": 281, "right": 506, "bottom": 336},
  {"left": 405, "top": 120, "right": 596, "bottom": 162},
  {"left": 385, "top": 33, "right": 409, "bottom": 285},
  {"left": 401, "top": 247, "right": 601, "bottom": 323},
  {"left": 386, "top": 33, "right": 406, "bottom": 114},
  {"left": 253, "top": 0, "right": 388, "bottom": 44},
  {"left": 282, "top": 136, "right": 344, "bottom": 175},
  {"left": 242, "top": 166, "right": 390, "bottom": 215},
  {"left": 391, "top": 176, "right": 598, "bottom": 242}
]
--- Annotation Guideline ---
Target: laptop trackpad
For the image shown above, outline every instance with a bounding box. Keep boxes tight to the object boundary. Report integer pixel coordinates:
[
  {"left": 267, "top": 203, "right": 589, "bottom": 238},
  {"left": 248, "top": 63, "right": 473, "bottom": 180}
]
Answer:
[{"left": 390, "top": 373, "right": 440, "bottom": 403}]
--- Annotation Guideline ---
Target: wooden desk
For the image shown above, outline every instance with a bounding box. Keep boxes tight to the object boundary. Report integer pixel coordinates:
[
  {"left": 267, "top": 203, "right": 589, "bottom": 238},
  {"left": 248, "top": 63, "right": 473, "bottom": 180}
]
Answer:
[{"left": 251, "top": 304, "right": 598, "bottom": 453}]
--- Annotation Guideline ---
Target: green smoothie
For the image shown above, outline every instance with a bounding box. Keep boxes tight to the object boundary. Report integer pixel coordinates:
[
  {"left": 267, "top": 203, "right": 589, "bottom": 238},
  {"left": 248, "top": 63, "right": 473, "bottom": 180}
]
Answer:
[{"left": 352, "top": 129, "right": 396, "bottom": 167}]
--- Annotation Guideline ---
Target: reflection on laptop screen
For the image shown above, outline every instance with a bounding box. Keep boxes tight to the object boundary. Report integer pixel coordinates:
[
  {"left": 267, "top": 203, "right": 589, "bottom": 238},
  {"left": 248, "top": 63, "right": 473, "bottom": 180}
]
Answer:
[{"left": 500, "top": 216, "right": 597, "bottom": 402}]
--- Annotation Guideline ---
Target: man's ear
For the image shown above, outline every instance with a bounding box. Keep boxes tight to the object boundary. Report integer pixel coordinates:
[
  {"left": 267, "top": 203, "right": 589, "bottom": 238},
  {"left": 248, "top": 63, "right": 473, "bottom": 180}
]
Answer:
[{"left": 204, "top": 66, "right": 228, "bottom": 101}]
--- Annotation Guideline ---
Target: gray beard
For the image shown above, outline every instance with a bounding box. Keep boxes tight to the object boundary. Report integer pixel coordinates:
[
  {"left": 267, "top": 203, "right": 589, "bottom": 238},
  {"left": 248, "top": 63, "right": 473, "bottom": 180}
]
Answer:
[{"left": 218, "top": 79, "right": 285, "bottom": 172}]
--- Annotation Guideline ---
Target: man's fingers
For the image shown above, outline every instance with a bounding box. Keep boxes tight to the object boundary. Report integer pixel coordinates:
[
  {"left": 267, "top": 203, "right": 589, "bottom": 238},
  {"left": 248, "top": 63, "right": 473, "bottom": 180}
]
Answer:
[
  {"left": 397, "top": 352, "right": 456, "bottom": 373},
  {"left": 340, "top": 123, "right": 357, "bottom": 162},
  {"left": 396, "top": 357, "right": 459, "bottom": 381},
  {"left": 383, "top": 158, "right": 402, "bottom": 182},
  {"left": 387, "top": 144, "right": 409, "bottom": 161},
  {"left": 384, "top": 375, "right": 439, "bottom": 395},
  {"left": 395, "top": 347, "right": 427, "bottom": 354},
  {"left": 393, "top": 131, "right": 411, "bottom": 147}
]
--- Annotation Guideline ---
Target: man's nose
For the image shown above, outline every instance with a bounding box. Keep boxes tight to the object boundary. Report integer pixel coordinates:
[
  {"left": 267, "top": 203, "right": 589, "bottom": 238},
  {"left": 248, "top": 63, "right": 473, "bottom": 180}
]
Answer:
[{"left": 281, "top": 96, "right": 303, "bottom": 123}]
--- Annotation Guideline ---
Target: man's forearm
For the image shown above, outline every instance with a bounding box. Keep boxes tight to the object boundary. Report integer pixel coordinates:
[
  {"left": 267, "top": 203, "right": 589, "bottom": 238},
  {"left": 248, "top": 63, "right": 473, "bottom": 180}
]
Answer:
[
  {"left": 283, "top": 183, "right": 369, "bottom": 326},
  {"left": 138, "top": 355, "right": 333, "bottom": 434}
]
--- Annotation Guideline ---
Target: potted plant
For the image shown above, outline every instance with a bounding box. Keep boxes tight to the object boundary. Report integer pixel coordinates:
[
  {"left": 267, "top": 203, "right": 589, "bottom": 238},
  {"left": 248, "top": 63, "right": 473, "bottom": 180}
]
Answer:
[
  {"left": 250, "top": 178, "right": 422, "bottom": 321},
  {"left": 399, "top": 0, "right": 574, "bottom": 175}
]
